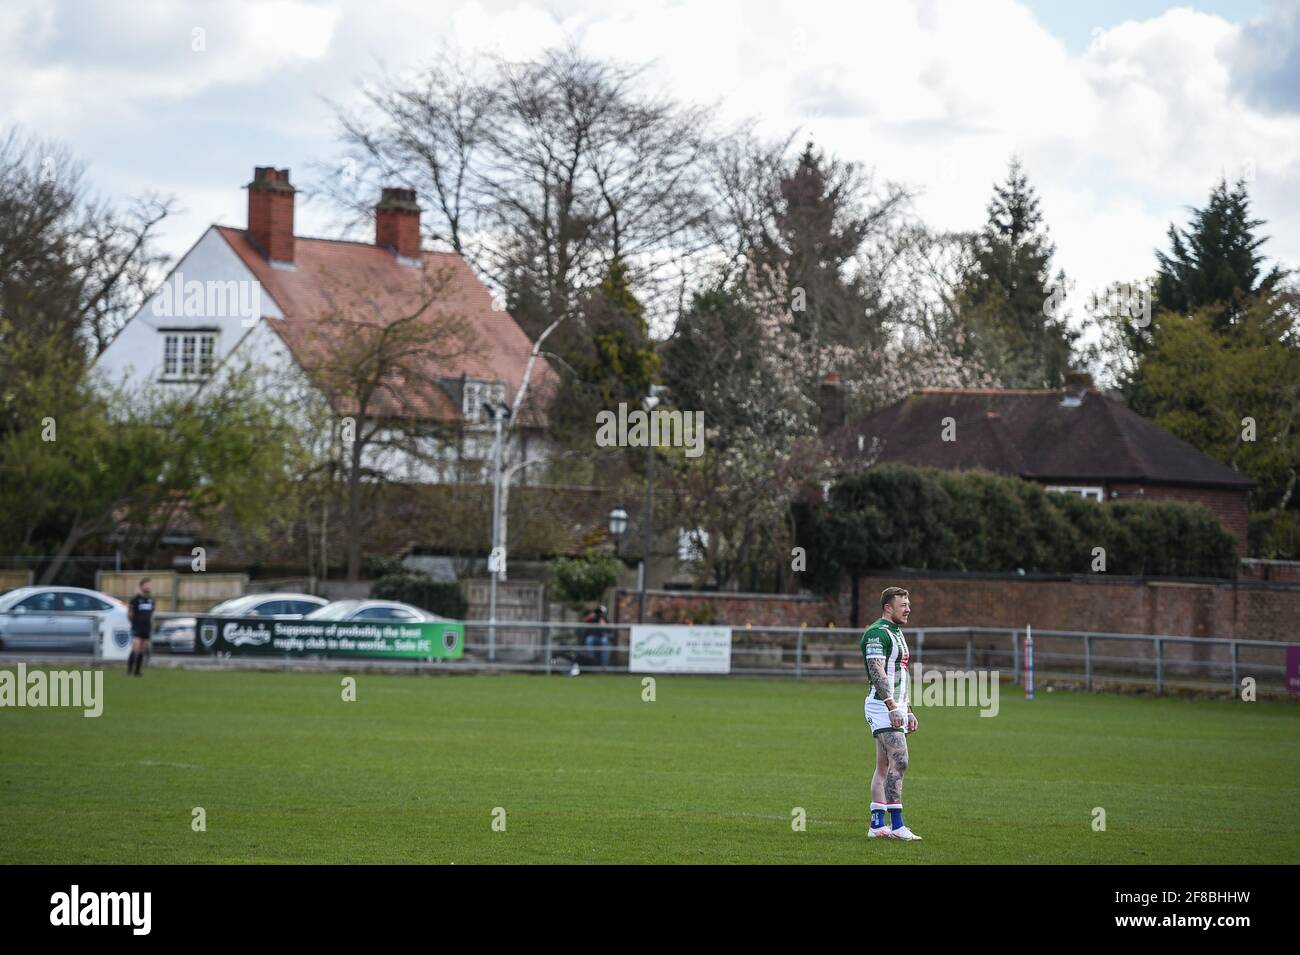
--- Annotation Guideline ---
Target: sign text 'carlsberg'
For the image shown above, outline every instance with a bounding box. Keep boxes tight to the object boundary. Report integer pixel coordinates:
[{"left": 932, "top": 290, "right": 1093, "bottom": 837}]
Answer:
[{"left": 193, "top": 616, "right": 464, "bottom": 660}]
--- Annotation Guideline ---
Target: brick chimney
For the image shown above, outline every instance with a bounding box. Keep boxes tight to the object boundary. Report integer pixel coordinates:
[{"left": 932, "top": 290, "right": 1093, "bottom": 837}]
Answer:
[
  {"left": 246, "top": 167, "right": 295, "bottom": 265},
  {"left": 1061, "top": 369, "right": 1094, "bottom": 407},
  {"left": 375, "top": 187, "right": 421, "bottom": 261},
  {"left": 1064, "top": 369, "right": 1094, "bottom": 391},
  {"left": 817, "top": 371, "right": 846, "bottom": 436}
]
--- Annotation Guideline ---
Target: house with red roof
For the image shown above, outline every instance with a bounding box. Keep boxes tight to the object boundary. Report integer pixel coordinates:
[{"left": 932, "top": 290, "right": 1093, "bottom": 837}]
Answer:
[
  {"left": 96, "top": 167, "right": 558, "bottom": 484},
  {"left": 825, "top": 376, "right": 1254, "bottom": 554}
]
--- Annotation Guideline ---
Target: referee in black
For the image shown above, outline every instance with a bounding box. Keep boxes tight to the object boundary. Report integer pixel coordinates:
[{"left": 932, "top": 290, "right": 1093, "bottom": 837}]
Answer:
[{"left": 126, "top": 578, "right": 154, "bottom": 676}]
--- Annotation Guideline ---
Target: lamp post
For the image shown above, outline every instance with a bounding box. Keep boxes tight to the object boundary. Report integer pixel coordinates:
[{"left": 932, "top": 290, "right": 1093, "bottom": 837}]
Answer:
[
  {"left": 608, "top": 506, "right": 629, "bottom": 554},
  {"left": 485, "top": 401, "right": 510, "bottom": 662},
  {"left": 637, "top": 386, "right": 667, "bottom": 624},
  {"left": 608, "top": 506, "right": 628, "bottom": 625}
]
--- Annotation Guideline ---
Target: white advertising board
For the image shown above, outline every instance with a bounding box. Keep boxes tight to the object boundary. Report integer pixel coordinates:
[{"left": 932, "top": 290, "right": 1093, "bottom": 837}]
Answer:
[{"left": 628, "top": 625, "right": 732, "bottom": 674}]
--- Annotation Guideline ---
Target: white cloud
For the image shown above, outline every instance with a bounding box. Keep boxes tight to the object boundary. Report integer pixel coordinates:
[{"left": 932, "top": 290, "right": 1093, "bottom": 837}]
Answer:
[
  {"left": 0, "top": 0, "right": 341, "bottom": 130},
  {"left": 2, "top": 0, "right": 1295, "bottom": 334}
]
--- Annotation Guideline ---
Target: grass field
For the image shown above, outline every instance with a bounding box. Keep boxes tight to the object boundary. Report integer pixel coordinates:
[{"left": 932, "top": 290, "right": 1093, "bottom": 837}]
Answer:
[{"left": 2, "top": 665, "right": 1298, "bottom": 863}]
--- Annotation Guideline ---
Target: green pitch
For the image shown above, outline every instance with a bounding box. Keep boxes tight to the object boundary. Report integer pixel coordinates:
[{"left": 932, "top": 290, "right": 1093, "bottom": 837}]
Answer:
[{"left": 2, "top": 667, "right": 1297, "bottom": 863}]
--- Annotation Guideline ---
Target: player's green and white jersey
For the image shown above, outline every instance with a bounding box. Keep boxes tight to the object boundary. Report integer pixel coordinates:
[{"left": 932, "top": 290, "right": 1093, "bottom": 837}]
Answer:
[{"left": 861, "top": 617, "right": 910, "bottom": 703}]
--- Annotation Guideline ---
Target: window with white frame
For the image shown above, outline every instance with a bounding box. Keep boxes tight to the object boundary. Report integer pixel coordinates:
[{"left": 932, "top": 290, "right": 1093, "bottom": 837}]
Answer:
[
  {"left": 1045, "top": 485, "right": 1104, "bottom": 502},
  {"left": 463, "top": 381, "right": 483, "bottom": 422},
  {"left": 462, "top": 380, "right": 506, "bottom": 423},
  {"left": 161, "top": 331, "right": 217, "bottom": 380}
]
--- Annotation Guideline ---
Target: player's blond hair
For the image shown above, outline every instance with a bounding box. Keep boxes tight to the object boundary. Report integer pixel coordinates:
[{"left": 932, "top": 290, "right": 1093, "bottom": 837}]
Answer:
[{"left": 881, "top": 586, "right": 909, "bottom": 609}]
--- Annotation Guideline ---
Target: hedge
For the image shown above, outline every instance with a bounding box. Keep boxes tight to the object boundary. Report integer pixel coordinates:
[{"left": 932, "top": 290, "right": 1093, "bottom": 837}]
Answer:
[
  {"left": 550, "top": 553, "right": 622, "bottom": 607},
  {"left": 794, "top": 464, "right": 1238, "bottom": 592}
]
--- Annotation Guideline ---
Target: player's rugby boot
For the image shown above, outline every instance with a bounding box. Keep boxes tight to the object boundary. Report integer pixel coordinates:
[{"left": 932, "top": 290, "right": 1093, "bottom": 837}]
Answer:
[{"left": 888, "top": 826, "right": 923, "bottom": 841}]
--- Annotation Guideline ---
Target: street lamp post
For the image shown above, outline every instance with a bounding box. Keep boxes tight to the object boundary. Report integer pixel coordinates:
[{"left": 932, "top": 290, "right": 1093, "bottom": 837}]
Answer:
[
  {"left": 608, "top": 506, "right": 628, "bottom": 623},
  {"left": 608, "top": 506, "right": 629, "bottom": 555},
  {"left": 485, "top": 402, "right": 510, "bottom": 662},
  {"left": 637, "top": 386, "right": 666, "bottom": 624}
]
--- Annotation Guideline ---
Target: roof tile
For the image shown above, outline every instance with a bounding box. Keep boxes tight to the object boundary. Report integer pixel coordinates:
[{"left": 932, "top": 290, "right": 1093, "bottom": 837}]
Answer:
[
  {"left": 831, "top": 389, "right": 1254, "bottom": 488},
  {"left": 215, "top": 226, "right": 557, "bottom": 427}
]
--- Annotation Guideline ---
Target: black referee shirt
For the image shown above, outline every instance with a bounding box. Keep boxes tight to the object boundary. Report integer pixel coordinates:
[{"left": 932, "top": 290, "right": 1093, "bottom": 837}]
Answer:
[{"left": 129, "top": 594, "right": 155, "bottom": 637}]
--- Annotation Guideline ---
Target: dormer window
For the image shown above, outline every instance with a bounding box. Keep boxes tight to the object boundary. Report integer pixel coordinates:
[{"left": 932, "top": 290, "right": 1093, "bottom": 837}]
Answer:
[
  {"left": 161, "top": 331, "right": 216, "bottom": 380},
  {"left": 462, "top": 380, "right": 506, "bottom": 423}
]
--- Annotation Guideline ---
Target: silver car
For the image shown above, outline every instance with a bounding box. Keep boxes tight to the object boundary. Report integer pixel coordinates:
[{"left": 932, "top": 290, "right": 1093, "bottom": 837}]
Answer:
[
  {"left": 0, "top": 586, "right": 129, "bottom": 653},
  {"left": 304, "top": 599, "right": 449, "bottom": 622},
  {"left": 155, "top": 592, "right": 329, "bottom": 652}
]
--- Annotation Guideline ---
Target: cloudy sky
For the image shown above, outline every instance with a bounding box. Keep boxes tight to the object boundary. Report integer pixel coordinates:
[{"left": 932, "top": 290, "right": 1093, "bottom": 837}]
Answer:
[{"left": 3, "top": 0, "right": 1298, "bottom": 333}]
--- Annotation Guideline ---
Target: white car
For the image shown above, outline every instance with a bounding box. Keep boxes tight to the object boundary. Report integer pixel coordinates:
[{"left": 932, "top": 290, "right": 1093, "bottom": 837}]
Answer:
[
  {"left": 304, "top": 599, "right": 449, "bottom": 623},
  {"left": 0, "top": 586, "right": 130, "bottom": 654},
  {"left": 155, "top": 592, "right": 328, "bottom": 652}
]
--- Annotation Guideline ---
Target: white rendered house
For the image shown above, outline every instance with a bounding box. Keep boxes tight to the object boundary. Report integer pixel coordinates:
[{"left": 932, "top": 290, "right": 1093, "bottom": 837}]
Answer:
[{"left": 96, "top": 167, "right": 557, "bottom": 484}]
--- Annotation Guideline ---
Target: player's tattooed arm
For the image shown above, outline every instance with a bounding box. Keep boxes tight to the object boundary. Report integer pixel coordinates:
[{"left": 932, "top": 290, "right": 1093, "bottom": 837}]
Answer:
[{"left": 867, "top": 658, "right": 892, "bottom": 702}]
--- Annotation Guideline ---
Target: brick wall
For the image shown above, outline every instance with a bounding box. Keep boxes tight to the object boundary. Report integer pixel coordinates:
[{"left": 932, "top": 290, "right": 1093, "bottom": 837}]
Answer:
[
  {"left": 856, "top": 572, "right": 1297, "bottom": 641},
  {"left": 614, "top": 573, "right": 1299, "bottom": 643},
  {"left": 1240, "top": 559, "right": 1300, "bottom": 582},
  {"left": 614, "top": 589, "right": 845, "bottom": 628},
  {"left": 1108, "top": 482, "right": 1249, "bottom": 555}
]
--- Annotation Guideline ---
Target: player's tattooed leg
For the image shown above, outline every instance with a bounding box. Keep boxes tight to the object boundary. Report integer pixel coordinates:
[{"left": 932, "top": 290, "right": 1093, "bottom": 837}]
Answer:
[
  {"left": 880, "top": 731, "right": 909, "bottom": 803},
  {"left": 872, "top": 737, "right": 889, "bottom": 803}
]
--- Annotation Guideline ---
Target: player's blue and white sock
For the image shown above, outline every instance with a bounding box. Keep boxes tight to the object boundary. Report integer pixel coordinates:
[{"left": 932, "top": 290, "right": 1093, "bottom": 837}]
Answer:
[
  {"left": 887, "top": 803, "right": 904, "bottom": 830},
  {"left": 870, "top": 802, "right": 886, "bottom": 829}
]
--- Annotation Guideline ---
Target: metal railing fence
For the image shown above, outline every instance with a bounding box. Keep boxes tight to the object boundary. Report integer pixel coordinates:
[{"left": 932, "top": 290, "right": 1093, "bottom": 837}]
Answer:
[
  {"left": 4, "top": 613, "right": 1290, "bottom": 696},
  {"left": 452, "top": 621, "right": 1289, "bottom": 695}
]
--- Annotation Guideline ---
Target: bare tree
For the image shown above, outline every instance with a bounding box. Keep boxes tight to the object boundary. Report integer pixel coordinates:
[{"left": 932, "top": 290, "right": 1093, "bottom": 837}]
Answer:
[
  {"left": 321, "top": 48, "right": 495, "bottom": 258},
  {"left": 0, "top": 129, "right": 173, "bottom": 375},
  {"left": 700, "top": 124, "right": 792, "bottom": 276},
  {"left": 75, "top": 193, "right": 175, "bottom": 355},
  {"left": 875, "top": 224, "right": 979, "bottom": 346},
  {"left": 321, "top": 46, "right": 715, "bottom": 338},
  {"left": 482, "top": 48, "right": 714, "bottom": 331},
  {"left": 307, "top": 264, "right": 481, "bottom": 580}
]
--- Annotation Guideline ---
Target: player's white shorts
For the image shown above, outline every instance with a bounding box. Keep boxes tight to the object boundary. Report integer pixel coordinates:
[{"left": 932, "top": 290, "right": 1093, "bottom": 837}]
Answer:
[{"left": 864, "top": 696, "right": 907, "bottom": 736}]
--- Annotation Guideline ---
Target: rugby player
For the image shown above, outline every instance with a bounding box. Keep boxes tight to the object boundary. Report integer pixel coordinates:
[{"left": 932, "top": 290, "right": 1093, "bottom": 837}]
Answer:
[{"left": 862, "top": 586, "right": 921, "bottom": 841}]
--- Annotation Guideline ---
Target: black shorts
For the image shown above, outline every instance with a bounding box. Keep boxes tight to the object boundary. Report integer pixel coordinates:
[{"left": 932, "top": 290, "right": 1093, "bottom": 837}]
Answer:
[{"left": 132, "top": 632, "right": 151, "bottom": 642}]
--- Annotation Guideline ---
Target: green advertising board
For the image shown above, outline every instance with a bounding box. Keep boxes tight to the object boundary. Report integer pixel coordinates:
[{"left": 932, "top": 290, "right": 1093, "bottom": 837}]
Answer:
[{"left": 194, "top": 616, "right": 464, "bottom": 660}]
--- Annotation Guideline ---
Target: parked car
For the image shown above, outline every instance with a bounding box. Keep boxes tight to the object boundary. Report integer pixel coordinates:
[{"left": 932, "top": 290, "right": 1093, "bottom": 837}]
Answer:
[
  {"left": 0, "top": 586, "right": 129, "bottom": 653},
  {"left": 155, "top": 592, "right": 328, "bottom": 653},
  {"left": 304, "top": 599, "right": 449, "bottom": 623}
]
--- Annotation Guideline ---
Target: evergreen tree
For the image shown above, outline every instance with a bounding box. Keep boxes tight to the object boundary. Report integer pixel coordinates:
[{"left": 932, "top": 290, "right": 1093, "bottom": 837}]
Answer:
[
  {"left": 545, "top": 256, "right": 660, "bottom": 457},
  {"left": 751, "top": 142, "right": 899, "bottom": 394},
  {"left": 1154, "top": 177, "right": 1284, "bottom": 330},
  {"left": 1116, "top": 177, "right": 1289, "bottom": 413},
  {"left": 589, "top": 257, "right": 660, "bottom": 409},
  {"left": 759, "top": 143, "right": 878, "bottom": 346},
  {"left": 957, "top": 158, "right": 1078, "bottom": 387}
]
